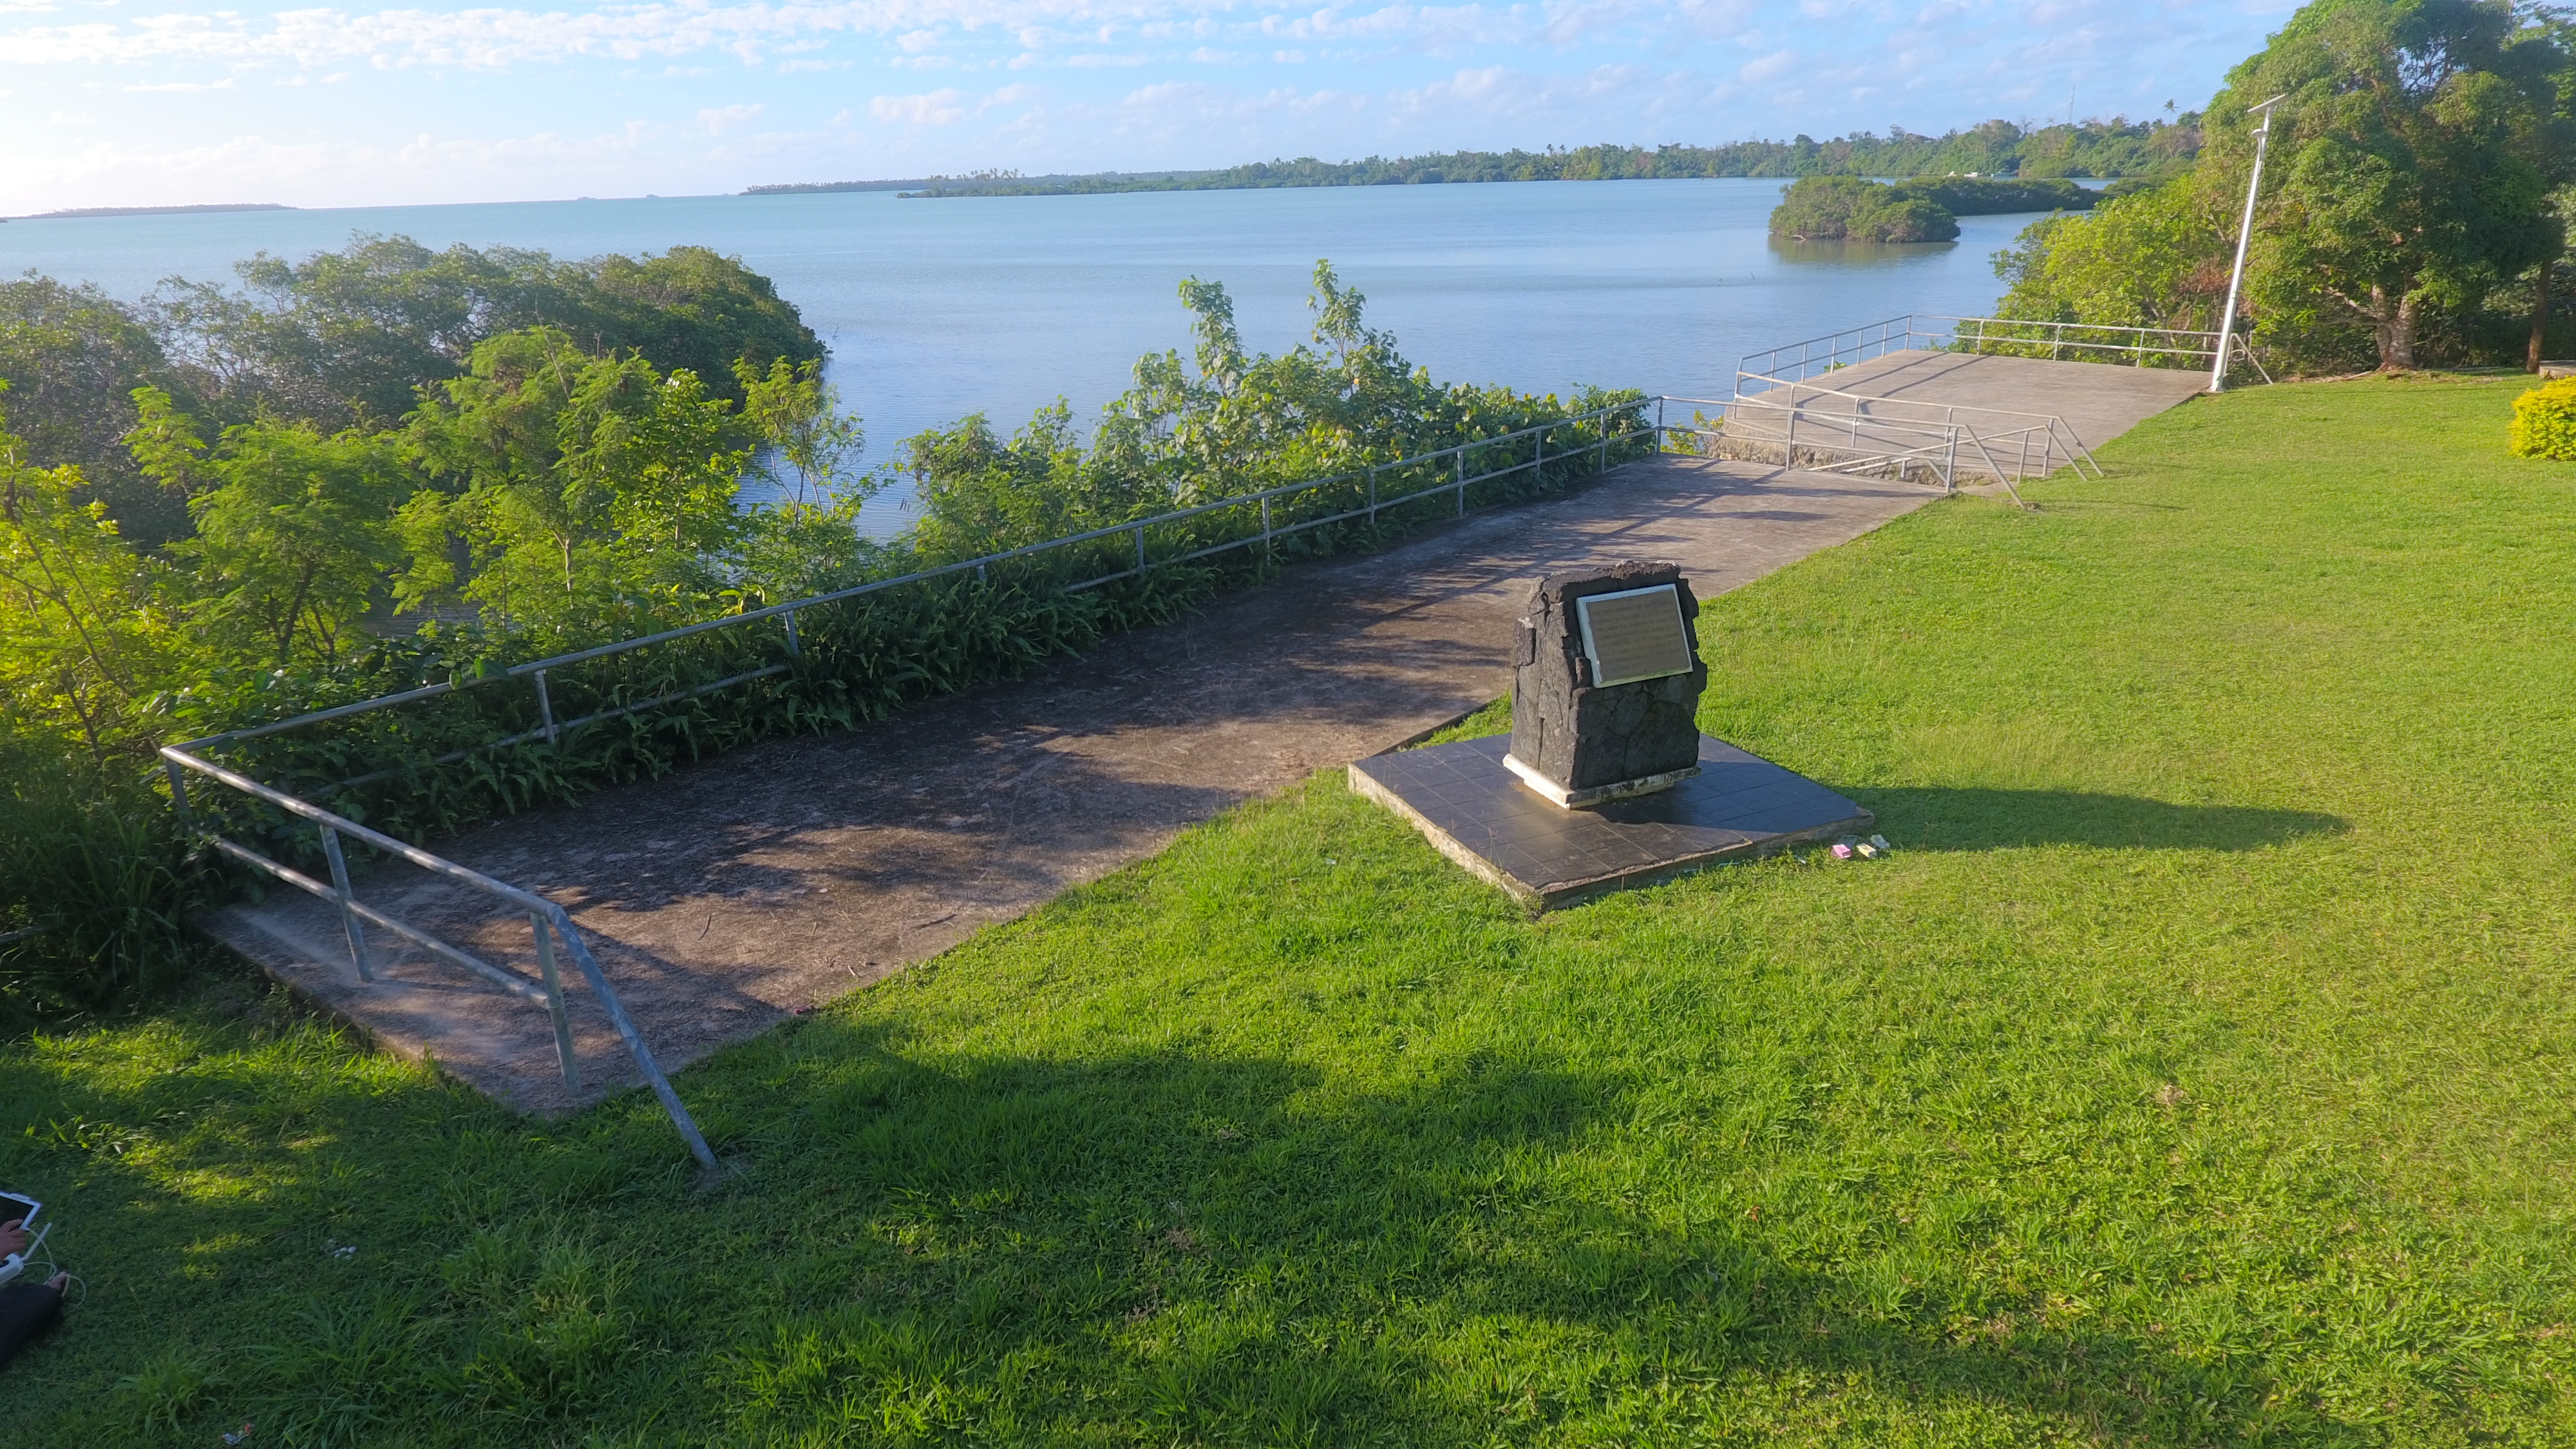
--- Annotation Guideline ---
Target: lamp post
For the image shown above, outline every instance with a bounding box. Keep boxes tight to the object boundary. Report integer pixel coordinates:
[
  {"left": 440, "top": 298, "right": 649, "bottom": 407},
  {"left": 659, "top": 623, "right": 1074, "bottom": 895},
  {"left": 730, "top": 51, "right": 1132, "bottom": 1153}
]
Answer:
[{"left": 2211, "top": 94, "right": 2289, "bottom": 393}]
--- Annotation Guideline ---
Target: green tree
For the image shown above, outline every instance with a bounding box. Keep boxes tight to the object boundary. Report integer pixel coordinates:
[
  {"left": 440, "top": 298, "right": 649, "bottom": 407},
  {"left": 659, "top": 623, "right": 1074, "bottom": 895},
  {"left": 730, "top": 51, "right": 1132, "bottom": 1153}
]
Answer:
[
  {"left": 735, "top": 357, "right": 867, "bottom": 507},
  {"left": 1767, "top": 177, "right": 1962, "bottom": 242},
  {"left": 2215, "top": 0, "right": 2575, "bottom": 368},
  {"left": 1995, "top": 180, "right": 2231, "bottom": 332},
  {"left": 0, "top": 388, "right": 176, "bottom": 761},
  {"left": 905, "top": 262, "right": 1641, "bottom": 565},
  {"left": 399, "top": 328, "right": 755, "bottom": 634},
  {"left": 0, "top": 276, "right": 191, "bottom": 546},
  {"left": 129, "top": 388, "right": 412, "bottom": 665},
  {"left": 148, "top": 235, "right": 826, "bottom": 430}
]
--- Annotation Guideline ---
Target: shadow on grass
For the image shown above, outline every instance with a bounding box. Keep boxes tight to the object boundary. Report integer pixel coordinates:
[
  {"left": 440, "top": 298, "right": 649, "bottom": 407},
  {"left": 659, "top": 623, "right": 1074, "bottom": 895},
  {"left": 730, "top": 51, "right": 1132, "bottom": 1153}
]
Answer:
[
  {"left": 1856, "top": 787, "right": 2347, "bottom": 853},
  {"left": 697, "top": 1017, "right": 2358, "bottom": 1446},
  {"left": 0, "top": 1004, "right": 2371, "bottom": 1446}
]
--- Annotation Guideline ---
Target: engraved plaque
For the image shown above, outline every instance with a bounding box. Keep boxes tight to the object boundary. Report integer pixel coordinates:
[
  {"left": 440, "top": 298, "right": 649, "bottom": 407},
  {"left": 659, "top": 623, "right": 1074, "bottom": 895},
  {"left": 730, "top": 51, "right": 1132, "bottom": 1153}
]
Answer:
[{"left": 1574, "top": 584, "right": 1692, "bottom": 687}]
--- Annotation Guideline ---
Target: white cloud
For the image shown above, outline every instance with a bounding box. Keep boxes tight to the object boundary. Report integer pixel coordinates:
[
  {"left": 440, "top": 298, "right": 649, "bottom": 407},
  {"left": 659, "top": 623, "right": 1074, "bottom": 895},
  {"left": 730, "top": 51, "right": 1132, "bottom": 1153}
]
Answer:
[
  {"left": 869, "top": 87, "right": 965, "bottom": 124},
  {"left": 1736, "top": 48, "right": 1795, "bottom": 83},
  {"left": 0, "top": 0, "right": 2299, "bottom": 212}
]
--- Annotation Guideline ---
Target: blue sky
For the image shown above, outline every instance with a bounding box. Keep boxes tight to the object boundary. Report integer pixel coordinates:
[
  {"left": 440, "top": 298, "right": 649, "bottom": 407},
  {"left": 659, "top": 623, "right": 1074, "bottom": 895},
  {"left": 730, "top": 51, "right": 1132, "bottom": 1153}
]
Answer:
[{"left": 3, "top": 0, "right": 2296, "bottom": 212}]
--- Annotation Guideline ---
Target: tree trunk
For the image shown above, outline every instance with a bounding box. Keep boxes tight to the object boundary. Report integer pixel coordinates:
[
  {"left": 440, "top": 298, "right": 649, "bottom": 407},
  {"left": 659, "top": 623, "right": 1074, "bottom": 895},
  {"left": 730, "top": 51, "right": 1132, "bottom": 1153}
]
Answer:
[
  {"left": 2372, "top": 285, "right": 2419, "bottom": 370},
  {"left": 2532, "top": 261, "right": 2554, "bottom": 373}
]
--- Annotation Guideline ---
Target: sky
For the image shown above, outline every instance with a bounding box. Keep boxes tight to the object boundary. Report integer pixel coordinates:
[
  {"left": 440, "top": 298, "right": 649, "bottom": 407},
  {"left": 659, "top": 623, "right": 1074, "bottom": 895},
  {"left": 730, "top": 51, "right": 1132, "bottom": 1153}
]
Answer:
[{"left": 1, "top": 0, "right": 2300, "bottom": 213}]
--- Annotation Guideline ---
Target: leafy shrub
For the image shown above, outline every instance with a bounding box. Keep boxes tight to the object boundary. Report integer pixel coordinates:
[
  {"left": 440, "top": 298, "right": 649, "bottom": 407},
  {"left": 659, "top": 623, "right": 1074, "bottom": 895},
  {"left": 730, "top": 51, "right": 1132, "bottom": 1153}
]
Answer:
[
  {"left": 1, "top": 258, "right": 1654, "bottom": 993},
  {"left": 1848, "top": 196, "right": 1960, "bottom": 243},
  {"left": 0, "top": 734, "right": 207, "bottom": 1025},
  {"left": 2508, "top": 377, "right": 2576, "bottom": 459},
  {"left": 1768, "top": 178, "right": 1888, "bottom": 241},
  {"left": 1886, "top": 176, "right": 2096, "bottom": 215}
]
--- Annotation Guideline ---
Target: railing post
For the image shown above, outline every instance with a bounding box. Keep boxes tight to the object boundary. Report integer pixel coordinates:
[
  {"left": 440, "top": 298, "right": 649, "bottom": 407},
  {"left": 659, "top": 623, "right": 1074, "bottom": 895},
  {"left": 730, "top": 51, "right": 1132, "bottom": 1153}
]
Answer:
[
  {"left": 549, "top": 918, "right": 717, "bottom": 1172},
  {"left": 318, "top": 824, "right": 375, "bottom": 983},
  {"left": 781, "top": 609, "right": 800, "bottom": 658},
  {"left": 1260, "top": 496, "right": 1273, "bottom": 560},
  {"left": 1596, "top": 410, "right": 1607, "bottom": 473},
  {"left": 535, "top": 670, "right": 558, "bottom": 746},
  {"left": 1367, "top": 464, "right": 1378, "bottom": 526},
  {"left": 532, "top": 912, "right": 580, "bottom": 1090},
  {"left": 1134, "top": 524, "right": 1147, "bottom": 572},
  {"left": 1455, "top": 449, "right": 1466, "bottom": 516}
]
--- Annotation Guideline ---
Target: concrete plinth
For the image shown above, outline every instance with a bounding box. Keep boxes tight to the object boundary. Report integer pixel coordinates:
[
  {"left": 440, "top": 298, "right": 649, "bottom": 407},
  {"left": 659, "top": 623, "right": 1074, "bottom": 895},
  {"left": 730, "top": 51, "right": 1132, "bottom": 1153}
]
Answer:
[{"left": 1350, "top": 734, "right": 1873, "bottom": 909}]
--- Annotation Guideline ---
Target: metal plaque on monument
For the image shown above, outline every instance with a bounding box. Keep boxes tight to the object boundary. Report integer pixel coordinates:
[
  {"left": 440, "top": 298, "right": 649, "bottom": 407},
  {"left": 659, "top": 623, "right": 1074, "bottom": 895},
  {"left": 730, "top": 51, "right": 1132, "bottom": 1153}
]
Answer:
[{"left": 1505, "top": 562, "right": 1708, "bottom": 807}]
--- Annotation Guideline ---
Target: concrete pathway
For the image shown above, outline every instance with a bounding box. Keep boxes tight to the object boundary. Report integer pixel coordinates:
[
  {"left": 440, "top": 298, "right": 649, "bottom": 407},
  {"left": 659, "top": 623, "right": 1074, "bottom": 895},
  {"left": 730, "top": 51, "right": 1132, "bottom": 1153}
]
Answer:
[
  {"left": 1810, "top": 352, "right": 2212, "bottom": 451},
  {"left": 208, "top": 350, "right": 2211, "bottom": 1116},
  {"left": 208, "top": 457, "right": 1949, "bottom": 1112}
]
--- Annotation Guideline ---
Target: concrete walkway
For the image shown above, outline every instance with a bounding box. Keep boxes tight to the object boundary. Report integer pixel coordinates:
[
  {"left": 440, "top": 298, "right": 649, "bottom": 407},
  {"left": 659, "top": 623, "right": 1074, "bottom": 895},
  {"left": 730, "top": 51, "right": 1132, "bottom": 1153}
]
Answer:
[
  {"left": 207, "top": 457, "right": 1950, "bottom": 1113},
  {"left": 209, "top": 350, "right": 2213, "bottom": 1115},
  {"left": 1807, "top": 352, "right": 2212, "bottom": 451}
]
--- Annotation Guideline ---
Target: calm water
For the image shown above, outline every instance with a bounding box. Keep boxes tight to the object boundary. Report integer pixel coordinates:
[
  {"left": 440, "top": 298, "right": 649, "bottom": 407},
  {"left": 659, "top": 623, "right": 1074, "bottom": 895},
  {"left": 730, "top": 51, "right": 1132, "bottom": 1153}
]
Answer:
[{"left": 0, "top": 181, "right": 2035, "bottom": 532}]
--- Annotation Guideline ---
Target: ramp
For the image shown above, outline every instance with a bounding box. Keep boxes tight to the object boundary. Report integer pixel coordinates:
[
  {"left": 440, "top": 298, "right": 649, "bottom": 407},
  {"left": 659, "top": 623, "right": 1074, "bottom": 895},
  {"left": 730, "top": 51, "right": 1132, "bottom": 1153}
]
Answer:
[{"left": 1811, "top": 352, "right": 2212, "bottom": 453}]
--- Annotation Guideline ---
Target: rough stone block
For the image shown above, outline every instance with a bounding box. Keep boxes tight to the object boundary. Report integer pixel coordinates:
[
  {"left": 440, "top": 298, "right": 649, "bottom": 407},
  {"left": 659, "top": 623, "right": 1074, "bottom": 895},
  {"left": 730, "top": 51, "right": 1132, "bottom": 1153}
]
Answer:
[{"left": 1508, "top": 560, "right": 1707, "bottom": 802}]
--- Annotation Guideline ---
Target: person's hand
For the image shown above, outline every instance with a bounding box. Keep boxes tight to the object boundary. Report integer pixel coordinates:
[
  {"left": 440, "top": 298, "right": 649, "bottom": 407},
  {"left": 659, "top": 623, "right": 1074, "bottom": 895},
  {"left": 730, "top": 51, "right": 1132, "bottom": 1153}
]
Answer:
[{"left": 0, "top": 1219, "right": 24, "bottom": 1258}]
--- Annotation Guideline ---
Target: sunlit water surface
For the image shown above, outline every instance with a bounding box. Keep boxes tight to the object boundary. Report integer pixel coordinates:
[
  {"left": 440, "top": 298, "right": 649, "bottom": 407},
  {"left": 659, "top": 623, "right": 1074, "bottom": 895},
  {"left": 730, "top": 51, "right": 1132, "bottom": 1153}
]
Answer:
[{"left": 2, "top": 182, "right": 2041, "bottom": 533}]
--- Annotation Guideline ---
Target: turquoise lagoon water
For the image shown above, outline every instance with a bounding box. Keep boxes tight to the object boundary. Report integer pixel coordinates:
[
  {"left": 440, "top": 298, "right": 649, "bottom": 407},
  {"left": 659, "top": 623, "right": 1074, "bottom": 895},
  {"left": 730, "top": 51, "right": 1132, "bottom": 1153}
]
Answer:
[{"left": 0, "top": 180, "right": 2037, "bottom": 532}]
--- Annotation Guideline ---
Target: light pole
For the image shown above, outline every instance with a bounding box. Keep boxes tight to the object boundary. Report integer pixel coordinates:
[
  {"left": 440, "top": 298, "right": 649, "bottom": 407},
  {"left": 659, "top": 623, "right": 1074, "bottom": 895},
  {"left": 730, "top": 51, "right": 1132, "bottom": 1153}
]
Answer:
[{"left": 2211, "top": 93, "right": 2289, "bottom": 393}]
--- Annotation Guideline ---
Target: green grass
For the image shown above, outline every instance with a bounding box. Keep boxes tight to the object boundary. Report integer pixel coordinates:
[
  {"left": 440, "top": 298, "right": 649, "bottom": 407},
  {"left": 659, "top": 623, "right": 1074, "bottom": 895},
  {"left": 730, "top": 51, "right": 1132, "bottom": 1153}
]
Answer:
[{"left": 5, "top": 372, "right": 2575, "bottom": 1446}]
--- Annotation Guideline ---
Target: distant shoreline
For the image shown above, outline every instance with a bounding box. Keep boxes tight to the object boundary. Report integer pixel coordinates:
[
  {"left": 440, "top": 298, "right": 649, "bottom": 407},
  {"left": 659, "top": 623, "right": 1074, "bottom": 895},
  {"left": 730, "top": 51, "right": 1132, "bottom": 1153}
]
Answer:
[
  {"left": 748, "top": 127, "right": 2193, "bottom": 202},
  {"left": 5, "top": 202, "right": 294, "bottom": 222}
]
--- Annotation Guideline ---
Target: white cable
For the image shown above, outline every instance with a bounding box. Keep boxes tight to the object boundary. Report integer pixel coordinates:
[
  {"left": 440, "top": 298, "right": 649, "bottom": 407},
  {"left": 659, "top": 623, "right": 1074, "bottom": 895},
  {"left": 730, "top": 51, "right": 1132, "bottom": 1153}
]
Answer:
[{"left": 0, "top": 1222, "right": 50, "bottom": 1288}]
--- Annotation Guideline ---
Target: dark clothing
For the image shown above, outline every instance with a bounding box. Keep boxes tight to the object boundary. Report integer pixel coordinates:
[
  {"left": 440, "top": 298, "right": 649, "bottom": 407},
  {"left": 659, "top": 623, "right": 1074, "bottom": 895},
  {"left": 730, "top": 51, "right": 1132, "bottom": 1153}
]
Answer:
[{"left": 0, "top": 1280, "right": 62, "bottom": 1367}]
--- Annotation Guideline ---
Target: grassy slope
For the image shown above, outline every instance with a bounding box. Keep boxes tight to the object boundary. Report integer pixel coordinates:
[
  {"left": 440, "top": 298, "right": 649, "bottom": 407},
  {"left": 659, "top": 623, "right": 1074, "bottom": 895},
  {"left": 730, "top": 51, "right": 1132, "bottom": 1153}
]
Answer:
[{"left": 3, "top": 373, "right": 2573, "bottom": 1447}]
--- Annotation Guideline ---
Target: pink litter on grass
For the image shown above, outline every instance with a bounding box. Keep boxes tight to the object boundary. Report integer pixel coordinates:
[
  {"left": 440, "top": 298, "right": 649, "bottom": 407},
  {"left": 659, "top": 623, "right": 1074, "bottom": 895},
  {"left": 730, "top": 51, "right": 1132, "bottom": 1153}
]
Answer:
[{"left": 1830, "top": 842, "right": 1855, "bottom": 860}]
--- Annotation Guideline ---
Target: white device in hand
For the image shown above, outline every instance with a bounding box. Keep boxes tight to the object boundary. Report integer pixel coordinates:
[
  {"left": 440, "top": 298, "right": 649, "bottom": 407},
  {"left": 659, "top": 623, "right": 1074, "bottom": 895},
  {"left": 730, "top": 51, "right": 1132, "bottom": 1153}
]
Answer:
[
  {"left": 0, "top": 1191, "right": 43, "bottom": 1287},
  {"left": 0, "top": 1223, "right": 46, "bottom": 1287}
]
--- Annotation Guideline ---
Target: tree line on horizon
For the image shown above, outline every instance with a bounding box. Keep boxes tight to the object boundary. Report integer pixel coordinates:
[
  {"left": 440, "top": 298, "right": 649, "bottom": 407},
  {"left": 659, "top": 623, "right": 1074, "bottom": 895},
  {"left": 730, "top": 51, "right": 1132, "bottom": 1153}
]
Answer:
[{"left": 747, "top": 117, "right": 2202, "bottom": 199}]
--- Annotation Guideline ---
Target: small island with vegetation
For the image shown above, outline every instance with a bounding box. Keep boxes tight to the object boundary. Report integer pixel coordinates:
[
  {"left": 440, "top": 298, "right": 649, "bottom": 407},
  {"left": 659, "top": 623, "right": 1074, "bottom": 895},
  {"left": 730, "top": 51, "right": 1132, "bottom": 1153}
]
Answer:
[{"left": 1767, "top": 175, "right": 2102, "bottom": 243}]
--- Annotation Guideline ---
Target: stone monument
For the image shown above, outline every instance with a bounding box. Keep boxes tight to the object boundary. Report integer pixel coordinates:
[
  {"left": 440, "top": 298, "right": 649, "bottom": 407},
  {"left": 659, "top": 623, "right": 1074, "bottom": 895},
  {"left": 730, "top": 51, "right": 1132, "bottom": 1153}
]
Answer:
[
  {"left": 1348, "top": 556, "right": 1871, "bottom": 909},
  {"left": 1505, "top": 560, "right": 1708, "bottom": 806}
]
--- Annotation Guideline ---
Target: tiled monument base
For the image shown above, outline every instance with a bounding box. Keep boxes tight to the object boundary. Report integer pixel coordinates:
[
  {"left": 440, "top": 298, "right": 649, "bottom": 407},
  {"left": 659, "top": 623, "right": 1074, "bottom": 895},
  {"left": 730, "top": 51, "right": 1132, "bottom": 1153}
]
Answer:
[{"left": 1350, "top": 734, "right": 1873, "bottom": 909}]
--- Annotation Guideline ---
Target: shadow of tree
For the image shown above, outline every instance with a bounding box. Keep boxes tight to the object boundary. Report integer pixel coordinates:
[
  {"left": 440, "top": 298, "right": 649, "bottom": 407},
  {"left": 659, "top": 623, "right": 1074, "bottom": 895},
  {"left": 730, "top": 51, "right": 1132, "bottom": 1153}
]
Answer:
[
  {"left": 1855, "top": 787, "right": 2347, "bottom": 853},
  {"left": 1, "top": 1001, "right": 2385, "bottom": 1446}
]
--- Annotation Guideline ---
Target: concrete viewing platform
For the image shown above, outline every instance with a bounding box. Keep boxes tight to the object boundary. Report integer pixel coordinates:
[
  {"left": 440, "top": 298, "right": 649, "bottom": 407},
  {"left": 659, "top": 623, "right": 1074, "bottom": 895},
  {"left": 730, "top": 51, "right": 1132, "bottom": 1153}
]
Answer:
[
  {"left": 1781, "top": 351, "right": 2213, "bottom": 451},
  {"left": 203, "top": 355, "right": 2213, "bottom": 1115}
]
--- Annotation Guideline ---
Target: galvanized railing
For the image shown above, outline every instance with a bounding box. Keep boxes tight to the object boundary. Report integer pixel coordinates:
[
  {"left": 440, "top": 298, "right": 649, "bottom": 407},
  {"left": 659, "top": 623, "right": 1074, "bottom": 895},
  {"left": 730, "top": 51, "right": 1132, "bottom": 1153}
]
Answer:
[
  {"left": 1737, "top": 313, "right": 2272, "bottom": 393},
  {"left": 160, "top": 746, "right": 716, "bottom": 1167},
  {"left": 1660, "top": 381, "right": 2103, "bottom": 507},
  {"left": 158, "top": 399, "right": 1655, "bottom": 1160}
]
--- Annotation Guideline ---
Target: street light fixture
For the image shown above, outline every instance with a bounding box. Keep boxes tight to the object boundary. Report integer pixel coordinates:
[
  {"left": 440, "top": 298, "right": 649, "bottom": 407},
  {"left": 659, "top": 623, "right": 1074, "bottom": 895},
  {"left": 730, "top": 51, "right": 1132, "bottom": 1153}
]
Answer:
[{"left": 2211, "top": 93, "right": 2289, "bottom": 393}]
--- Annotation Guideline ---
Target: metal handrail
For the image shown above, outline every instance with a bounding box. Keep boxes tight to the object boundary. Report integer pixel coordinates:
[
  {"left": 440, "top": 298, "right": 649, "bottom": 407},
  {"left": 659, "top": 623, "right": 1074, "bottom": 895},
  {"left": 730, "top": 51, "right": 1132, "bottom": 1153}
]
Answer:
[
  {"left": 1660, "top": 379, "right": 2103, "bottom": 502},
  {"left": 160, "top": 397, "right": 1656, "bottom": 1162},
  {"left": 1737, "top": 313, "right": 2271, "bottom": 392},
  {"left": 1735, "top": 376, "right": 2106, "bottom": 480},
  {"left": 169, "top": 403, "right": 1647, "bottom": 759},
  {"left": 162, "top": 744, "right": 715, "bottom": 1169}
]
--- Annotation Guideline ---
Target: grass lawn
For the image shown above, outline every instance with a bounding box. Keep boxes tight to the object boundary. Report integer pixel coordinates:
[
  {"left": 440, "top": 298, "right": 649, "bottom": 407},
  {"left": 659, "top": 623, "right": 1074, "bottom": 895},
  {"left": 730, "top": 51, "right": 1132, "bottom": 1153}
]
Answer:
[{"left": 5, "top": 372, "right": 2575, "bottom": 1447}]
